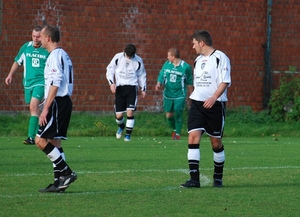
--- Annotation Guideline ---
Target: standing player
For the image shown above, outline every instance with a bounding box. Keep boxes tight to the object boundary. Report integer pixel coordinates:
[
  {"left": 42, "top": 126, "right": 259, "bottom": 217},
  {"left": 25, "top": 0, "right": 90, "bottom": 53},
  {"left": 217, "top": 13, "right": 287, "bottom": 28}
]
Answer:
[
  {"left": 180, "top": 30, "right": 231, "bottom": 188},
  {"left": 36, "top": 25, "right": 76, "bottom": 193},
  {"left": 155, "top": 48, "right": 193, "bottom": 140},
  {"left": 5, "top": 26, "right": 49, "bottom": 145},
  {"left": 106, "top": 44, "right": 147, "bottom": 141}
]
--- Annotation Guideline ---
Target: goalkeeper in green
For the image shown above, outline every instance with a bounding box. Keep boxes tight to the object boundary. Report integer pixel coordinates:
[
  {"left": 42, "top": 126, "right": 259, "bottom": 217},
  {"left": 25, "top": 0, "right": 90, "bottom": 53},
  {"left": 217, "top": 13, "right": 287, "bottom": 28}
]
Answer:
[{"left": 155, "top": 48, "right": 193, "bottom": 140}]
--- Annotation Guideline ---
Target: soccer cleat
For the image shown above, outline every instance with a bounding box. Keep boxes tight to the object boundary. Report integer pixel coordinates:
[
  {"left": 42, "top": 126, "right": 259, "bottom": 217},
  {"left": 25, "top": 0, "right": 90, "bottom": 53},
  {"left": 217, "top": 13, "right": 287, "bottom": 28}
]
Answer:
[
  {"left": 180, "top": 179, "right": 200, "bottom": 188},
  {"left": 213, "top": 179, "right": 223, "bottom": 187},
  {"left": 58, "top": 171, "right": 77, "bottom": 189},
  {"left": 116, "top": 127, "right": 123, "bottom": 139},
  {"left": 23, "top": 137, "right": 35, "bottom": 145},
  {"left": 39, "top": 184, "right": 65, "bottom": 193},
  {"left": 171, "top": 131, "right": 176, "bottom": 140},
  {"left": 173, "top": 134, "right": 180, "bottom": 140},
  {"left": 124, "top": 135, "right": 131, "bottom": 142}
]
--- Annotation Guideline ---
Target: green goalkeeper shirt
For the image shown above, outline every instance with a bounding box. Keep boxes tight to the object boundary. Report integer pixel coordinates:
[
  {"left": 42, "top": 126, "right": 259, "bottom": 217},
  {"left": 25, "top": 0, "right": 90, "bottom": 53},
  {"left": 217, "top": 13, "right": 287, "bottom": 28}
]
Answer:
[
  {"left": 157, "top": 60, "right": 193, "bottom": 99},
  {"left": 14, "top": 41, "right": 49, "bottom": 88}
]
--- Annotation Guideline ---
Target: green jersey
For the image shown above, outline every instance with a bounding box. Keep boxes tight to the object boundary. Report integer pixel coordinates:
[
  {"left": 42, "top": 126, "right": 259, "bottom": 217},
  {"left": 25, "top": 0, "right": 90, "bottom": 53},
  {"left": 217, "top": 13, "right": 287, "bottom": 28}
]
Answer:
[
  {"left": 15, "top": 41, "right": 49, "bottom": 88},
  {"left": 157, "top": 60, "right": 193, "bottom": 99}
]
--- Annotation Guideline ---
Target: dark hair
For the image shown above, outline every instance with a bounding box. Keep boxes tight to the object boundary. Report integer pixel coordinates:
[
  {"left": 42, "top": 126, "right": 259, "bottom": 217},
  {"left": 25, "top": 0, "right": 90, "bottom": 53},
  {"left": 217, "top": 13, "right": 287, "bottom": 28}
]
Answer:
[
  {"left": 168, "top": 48, "right": 180, "bottom": 58},
  {"left": 124, "top": 44, "right": 136, "bottom": 58},
  {"left": 192, "top": 30, "right": 213, "bottom": 46},
  {"left": 33, "top": 26, "right": 43, "bottom": 32},
  {"left": 43, "top": 25, "right": 60, "bottom": 43}
]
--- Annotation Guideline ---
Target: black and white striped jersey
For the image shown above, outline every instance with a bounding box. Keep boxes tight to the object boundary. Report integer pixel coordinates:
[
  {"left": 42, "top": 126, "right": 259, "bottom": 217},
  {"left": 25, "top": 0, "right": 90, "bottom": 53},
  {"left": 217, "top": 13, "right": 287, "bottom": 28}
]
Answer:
[
  {"left": 190, "top": 50, "right": 231, "bottom": 102},
  {"left": 44, "top": 48, "right": 74, "bottom": 98},
  {"left": 106, "top": 52, "right": 147, "bottom": 91}
]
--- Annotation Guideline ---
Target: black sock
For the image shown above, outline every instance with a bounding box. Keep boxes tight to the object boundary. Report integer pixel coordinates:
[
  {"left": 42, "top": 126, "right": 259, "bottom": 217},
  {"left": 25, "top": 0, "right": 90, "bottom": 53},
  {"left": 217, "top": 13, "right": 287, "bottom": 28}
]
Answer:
[
  {"left": 116, "top": 117, "right": 125, "bottom": 129},
  {"left": 188, "top": 144, "right": 200, "bottom": 182},
  {"left": 188, "top": 160, "right": 200, "bottom": 182},
  {"left": 213, "top": 146, "right": 225, "bottom": 180},
  {"left": 126, "top": 116, "right": 134, "bottom": 136},
  {"left": 53, "top": 147, "right": 65, "bottom": 186},
  {"left": 43, "top": 143, "right": 72, "bottom": 178}
]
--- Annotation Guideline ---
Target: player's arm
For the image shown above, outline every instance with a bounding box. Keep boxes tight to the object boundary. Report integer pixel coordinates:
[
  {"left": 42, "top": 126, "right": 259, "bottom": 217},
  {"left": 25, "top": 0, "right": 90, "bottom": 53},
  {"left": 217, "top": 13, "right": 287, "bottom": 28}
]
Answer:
[
  {"left": 39, "top": 85, "right": 58, "bottom": 126},
  {"left": 39, "top": 54, "right": 63, "bottom": 125},
  {"left": 155, "top": 64, "right": 166, "bottom": 91},
  {"left": 203, "top": 82, "right": 229, "bottom": 109},
  {"left": 136, "top": 60, "right": 147, "bottom": 99},
  {"left": 155, "top": 81, "right": 162, "bottom": 91},
  {"left": 204, "top": 54, "right": 231, "bottom": 108},
  {"left": 186, "top": 64, "right": 194, "bottom": 97},
  {"left": 5, "top": 62, "right": 21, "bottom": 85},
  {"left": 155, "top": 70, "right": 163, "bottom": 90},
  {"left": 106, "top": 54, "right": 119, "bottom": 94},
  {"left": 187, "top": 85, "right": 194, "bottom": 97},
  {"left": 106, "top": 62, "right": 116, "bottom": 85},
  {"left": 5, "top": 44, "right": 26, "bottom": 85}
]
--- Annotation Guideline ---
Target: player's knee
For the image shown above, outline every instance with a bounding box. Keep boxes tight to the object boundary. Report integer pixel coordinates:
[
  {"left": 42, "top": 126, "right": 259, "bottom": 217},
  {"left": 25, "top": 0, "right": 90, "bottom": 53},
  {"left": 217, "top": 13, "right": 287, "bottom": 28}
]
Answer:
[{"left": 35, "top": 137, "right": 46, "bottom": 150}]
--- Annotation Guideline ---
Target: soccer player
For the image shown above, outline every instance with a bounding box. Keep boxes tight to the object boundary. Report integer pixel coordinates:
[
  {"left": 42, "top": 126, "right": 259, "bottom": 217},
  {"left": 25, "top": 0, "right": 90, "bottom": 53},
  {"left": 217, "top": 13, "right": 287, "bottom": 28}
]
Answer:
[
  {"left": 36, "top": 25, "right": 76, "bottom": 193},
  {"left": 5, "top": 26, "right": 49, "bottom": 145},
  {"left": 180, "top": 30, "right": 231, "bottom": 188},
  {"left": 106, "top": 44, "right": 147, "bottom": 142},
  {"left": 155, "top": 48, "right": 193, "bottom": 140}
]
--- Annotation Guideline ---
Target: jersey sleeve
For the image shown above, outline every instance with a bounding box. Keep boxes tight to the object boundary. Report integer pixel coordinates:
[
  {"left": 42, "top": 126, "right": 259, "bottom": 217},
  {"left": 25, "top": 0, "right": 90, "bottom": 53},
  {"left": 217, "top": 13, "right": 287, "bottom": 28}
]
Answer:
[
  {"left": 14, "top": 42, "right": 28, "bottom": 66},
  {"left": 219, "top": 53, "right": 231, "bottom": 87},
  {"left": 136, "top": 57, "right": 147, "bottom": 91},
  {"left": 106, "top": 53, "right": 119, "bottom": 85},
  {"left": 185, "top": 63, "right": 193, "bottom": 86},
  {"left": 48, "top": 53, "right": 63, "bottom": 88},
  {"left": 157, "top": 61, "right": 167, "bottom": 84}
]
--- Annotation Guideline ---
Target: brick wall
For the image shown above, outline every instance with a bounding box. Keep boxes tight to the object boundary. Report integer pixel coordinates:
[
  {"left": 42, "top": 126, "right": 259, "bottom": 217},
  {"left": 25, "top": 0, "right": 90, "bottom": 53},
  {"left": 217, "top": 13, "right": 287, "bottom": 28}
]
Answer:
[{"left": 0, "top": 0, "right": 299, "bottom": 112}]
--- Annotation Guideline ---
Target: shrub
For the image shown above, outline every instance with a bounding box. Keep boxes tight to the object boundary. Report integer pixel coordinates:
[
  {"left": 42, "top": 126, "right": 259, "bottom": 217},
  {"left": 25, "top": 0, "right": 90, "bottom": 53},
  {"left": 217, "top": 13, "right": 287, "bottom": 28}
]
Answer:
[{"left": 268, "top": 73, "right": 300, "bottom": 122}]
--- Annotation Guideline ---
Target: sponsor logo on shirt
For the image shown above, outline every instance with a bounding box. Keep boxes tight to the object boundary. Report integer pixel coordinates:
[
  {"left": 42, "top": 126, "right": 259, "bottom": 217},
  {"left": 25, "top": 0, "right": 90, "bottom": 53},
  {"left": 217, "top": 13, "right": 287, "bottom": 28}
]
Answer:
[
  {"left": 201, "top": 63, "right": 205, "bottom": 69},
  {"left": 26, "top": 53, "right": 47, "bottom": 59},
  {"left": 32, "top": 58, "right": 40, "bottom": 67}
]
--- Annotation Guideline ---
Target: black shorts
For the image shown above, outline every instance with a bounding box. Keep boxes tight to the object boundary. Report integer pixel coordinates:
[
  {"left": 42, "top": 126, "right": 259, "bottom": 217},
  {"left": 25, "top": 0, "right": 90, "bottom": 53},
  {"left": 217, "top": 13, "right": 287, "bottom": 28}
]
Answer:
[
  {"left": 188, "top": 100, "right": 226, "bottom": 138},
  {"left": 115, "top": 85, "right": 138, "bottom": 113},
  {"left": 37, "top": 96, "right": 72, "bottom": 140}
]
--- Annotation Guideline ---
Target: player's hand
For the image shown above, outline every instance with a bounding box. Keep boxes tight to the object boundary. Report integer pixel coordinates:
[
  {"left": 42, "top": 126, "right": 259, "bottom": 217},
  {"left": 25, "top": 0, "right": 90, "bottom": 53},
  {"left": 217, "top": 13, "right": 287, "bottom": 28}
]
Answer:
[
  {"left": 187, "top": 98, "right": 192, "bottom": 107},
  {"left": 39, "top": 108, "right": 49, "bottom": 126},
  {"left": 110, "top": 84, "right": 116, "bottom": 93},
  {"left": 141, "top": 91, "right": 146, "bottom": 99},
  {"left": 155, "top": 83, "right": 161, "bottom": 91},
  {"left": 5, "top": 76, "right": 12, "bottom": 85},
  {"left": 203, "top": 97, "right": 217, "bottom": 109}
]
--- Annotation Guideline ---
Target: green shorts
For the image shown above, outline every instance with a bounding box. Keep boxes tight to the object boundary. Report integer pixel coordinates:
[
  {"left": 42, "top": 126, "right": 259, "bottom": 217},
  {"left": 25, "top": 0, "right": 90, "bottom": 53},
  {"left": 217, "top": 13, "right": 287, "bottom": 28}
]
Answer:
[
  {"left": 24, "top": 85, "right": 44, "bottom": 104},
  {"left": 163, "top": 97, "right": 186, "bottom": 113}
]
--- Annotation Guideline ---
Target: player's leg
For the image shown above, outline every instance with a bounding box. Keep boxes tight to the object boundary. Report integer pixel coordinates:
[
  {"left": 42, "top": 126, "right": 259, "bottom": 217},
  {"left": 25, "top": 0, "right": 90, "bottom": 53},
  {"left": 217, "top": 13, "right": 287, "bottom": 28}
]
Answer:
[
  {"left": 210, "top": 137, "right": 225, "bottom": 187},
  {"left": 48, "top": 139, "right": 66, "bottom": 188},
  {"left": 123, "top": 86, "right": 138, "bottom": 141},
  {"left": 53, "top": 96, "right": 76, "bottom": 189},
  {"left": 36, "top": 97, "right": 76, "bottom": 192},
  {"left": 36, "top": 137, "right": 76, "bottom": 192},
  {"left": 206, "top": 101, "right": 226, "bottom": 187},
  {"left": 115, "top": 87, "right": 126, "bottom": 139},
  {"left": 173, "top": 97, "right": 185, "bottom": 140},
  {"left": 180, "top": 100, "right": 203, "bottom": 188},
  {"left": 23, "top": 88, "right": 40, "bottom": 144},
  {"left": 163, "top": 98, "right": 176, "bottom": 139},
  {"left": 31, "top": 85, "right": 44, "bottom": 135},
  {"left": 124, "top": 109, "right": 134, "bottom": 141},
  {"left": 166, "top": 112, "right": 176, "bottom": 139}
]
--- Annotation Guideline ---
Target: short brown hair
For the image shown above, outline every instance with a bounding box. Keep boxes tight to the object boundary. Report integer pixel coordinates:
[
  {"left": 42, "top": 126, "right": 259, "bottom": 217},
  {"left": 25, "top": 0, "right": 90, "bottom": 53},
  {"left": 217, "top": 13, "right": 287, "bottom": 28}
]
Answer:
[{"left": 168, "top": 48, "right": 180, "bottom": 58}]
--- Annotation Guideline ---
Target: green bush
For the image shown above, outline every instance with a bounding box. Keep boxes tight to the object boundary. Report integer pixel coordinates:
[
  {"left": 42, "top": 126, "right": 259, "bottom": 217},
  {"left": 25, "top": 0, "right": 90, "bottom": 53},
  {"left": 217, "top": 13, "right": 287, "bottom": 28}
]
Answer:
[{"left": 268, "top": 74, "right": 300, "bottom": 122}]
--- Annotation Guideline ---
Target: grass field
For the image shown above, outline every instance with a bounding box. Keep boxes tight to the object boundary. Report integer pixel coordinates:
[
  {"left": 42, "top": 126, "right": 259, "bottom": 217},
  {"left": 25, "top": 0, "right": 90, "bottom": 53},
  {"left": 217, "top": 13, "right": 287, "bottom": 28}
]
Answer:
[{"left": 0, "top": 135, "right": 299, "bottom": 217}]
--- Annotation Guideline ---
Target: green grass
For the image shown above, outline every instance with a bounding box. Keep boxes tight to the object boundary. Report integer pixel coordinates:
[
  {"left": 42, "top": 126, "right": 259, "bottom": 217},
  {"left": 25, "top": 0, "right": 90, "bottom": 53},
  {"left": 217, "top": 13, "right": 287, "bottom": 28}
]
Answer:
[
  {"left": 1, "top": 110, "right": 300, "bottom": 137},
  {"left": 1, "top": 136, "right": 299, "bottom": 216}
]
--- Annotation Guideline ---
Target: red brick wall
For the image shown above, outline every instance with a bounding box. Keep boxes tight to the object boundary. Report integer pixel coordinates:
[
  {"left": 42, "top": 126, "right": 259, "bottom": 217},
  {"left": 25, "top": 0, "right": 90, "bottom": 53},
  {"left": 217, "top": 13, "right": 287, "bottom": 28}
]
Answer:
[{"left": 1, "top": 0, "right": 299, "bottom": 112}]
